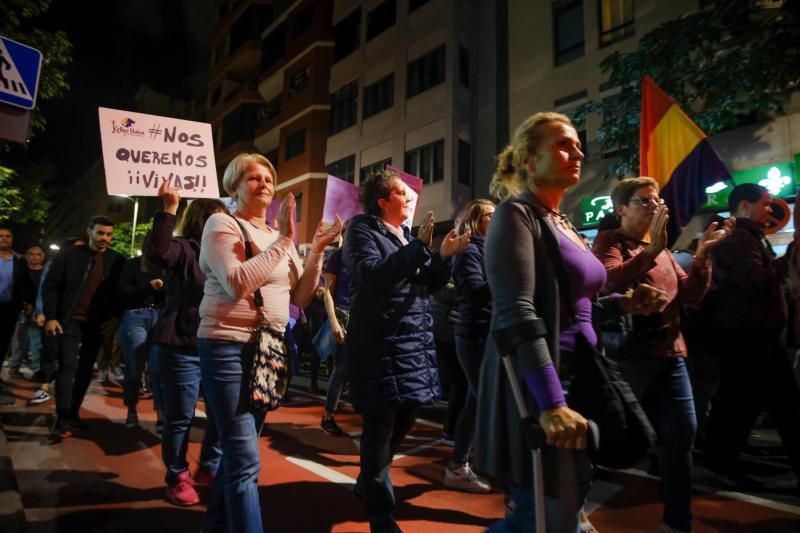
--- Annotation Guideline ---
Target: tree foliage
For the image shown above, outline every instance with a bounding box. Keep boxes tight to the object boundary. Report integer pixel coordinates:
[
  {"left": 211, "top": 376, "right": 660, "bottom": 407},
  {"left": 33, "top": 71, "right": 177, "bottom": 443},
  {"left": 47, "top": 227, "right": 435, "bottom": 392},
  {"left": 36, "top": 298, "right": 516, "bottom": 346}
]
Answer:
[
  {"left": 108, "top": 221, "right": 154, "bottom": 258},
  {"left": 0, "top": 165, "right": 50, "bottom": 224},
  {"left": 574, "top": 0, "right": 800, "bottom": 177}
]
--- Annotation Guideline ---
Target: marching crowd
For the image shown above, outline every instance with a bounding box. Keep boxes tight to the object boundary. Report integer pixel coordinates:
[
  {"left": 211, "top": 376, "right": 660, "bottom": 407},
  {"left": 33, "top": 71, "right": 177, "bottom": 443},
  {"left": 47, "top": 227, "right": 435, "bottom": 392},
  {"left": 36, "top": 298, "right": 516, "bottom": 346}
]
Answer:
[{"left": 0, "top": 111, "right": 799, "bottom": 533}]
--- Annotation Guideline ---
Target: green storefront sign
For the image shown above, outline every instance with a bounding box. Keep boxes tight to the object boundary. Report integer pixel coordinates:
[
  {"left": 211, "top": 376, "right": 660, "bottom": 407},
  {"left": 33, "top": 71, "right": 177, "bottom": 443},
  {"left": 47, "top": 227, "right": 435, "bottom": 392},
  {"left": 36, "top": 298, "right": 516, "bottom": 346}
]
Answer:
[
  {"left": 579, "top": 195, "right": 614, "bottom": 228},
  {"left": 579, "top": 160, "right": 798, "bottom": 227},
  {"left": 702, "top": 161, "right": 797, "bottom": 209}
]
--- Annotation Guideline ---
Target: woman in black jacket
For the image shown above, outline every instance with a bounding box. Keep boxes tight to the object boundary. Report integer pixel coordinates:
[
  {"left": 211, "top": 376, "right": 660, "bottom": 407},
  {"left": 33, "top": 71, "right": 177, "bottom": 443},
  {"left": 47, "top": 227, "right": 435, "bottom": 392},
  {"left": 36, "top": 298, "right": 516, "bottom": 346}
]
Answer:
[
  {"left": 146, "top": 180, "right": 226, "bottom": 507},
  {"left": 444, "top": 199, "right": 495, "bottom": 494}
]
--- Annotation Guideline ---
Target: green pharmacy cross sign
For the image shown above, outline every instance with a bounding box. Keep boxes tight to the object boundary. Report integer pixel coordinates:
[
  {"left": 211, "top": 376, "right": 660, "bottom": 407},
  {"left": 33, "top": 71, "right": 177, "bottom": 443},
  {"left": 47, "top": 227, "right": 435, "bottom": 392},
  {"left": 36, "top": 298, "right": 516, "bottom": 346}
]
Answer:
[{"left": 703, "top": 161, "right": 796, "bottom": 209}]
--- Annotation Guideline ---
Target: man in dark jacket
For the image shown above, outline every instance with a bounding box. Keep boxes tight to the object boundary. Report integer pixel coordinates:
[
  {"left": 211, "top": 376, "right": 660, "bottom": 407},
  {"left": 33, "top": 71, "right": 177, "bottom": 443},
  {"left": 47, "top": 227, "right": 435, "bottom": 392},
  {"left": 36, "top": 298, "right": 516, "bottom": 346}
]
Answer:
[
  {"left": 43, "top": 215, "right": 125, "bottom": 438},
  {"left": 343, "top": 171, "right": 469, "bottom": 532},
  {"left": 703, "top": 184, "right": 800, "bottom": 488},
  {"left": 0, "top": 226, "right": 34, "bottom": 405}
]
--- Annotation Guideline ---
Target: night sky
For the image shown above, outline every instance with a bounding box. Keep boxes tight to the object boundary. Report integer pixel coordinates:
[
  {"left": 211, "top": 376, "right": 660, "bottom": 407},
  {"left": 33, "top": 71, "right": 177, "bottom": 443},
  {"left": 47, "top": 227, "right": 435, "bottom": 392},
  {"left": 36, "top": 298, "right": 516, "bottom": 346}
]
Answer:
[{"left": 20, "top": 0, "right": 215, "bottom": 187}]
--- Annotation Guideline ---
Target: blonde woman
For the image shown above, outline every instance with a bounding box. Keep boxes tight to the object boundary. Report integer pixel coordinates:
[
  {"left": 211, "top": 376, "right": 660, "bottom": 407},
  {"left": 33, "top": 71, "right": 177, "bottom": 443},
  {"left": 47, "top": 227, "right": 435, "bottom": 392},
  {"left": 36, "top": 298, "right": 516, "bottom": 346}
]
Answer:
[
  {"left": 444, "top": 199, "right": 495, "bottom": 493},
  {"left": 474, "top": 112, "right": 666, "bottom": 532},
  {"left": 197, "top": 153, "right": 341, "bottom": 532}
]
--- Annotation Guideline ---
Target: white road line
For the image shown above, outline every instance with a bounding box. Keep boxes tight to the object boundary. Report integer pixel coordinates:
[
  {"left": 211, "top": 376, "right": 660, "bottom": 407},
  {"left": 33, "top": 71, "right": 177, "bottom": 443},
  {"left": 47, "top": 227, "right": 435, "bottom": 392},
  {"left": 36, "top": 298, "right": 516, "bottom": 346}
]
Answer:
[
  {"left": 394, "top": 439, "right": 443, "bottom": 461},
  {"left": 286, "top": 455, "right": 356, "bottom": 488}
]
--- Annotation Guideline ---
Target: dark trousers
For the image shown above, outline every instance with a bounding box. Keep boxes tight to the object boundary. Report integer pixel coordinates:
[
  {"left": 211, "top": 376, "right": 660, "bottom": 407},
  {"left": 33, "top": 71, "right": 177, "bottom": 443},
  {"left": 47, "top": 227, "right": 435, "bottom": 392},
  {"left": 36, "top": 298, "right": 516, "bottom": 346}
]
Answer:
[
  {"left": 436, "top": 340, "right": 466, "bottom": 435},
  {"left": 360, "top": 404, "right": 419, "bottom": 532},
  {"left": 55, "top": 319, "right": 104, "bottom": 417},
  {"left": 705, "top": 335, "right": 800, "bottom": 478},
  {"left": 0, "top": 302, "right": 18, "bottom": 365}
]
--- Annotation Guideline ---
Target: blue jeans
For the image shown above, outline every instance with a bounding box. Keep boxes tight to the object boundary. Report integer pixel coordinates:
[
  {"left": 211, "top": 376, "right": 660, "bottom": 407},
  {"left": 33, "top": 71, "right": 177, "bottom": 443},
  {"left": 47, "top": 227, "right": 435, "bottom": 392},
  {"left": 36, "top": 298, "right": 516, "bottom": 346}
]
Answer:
[
  {"left": 621, "top": 356, "right": 696, "bottom": 531},
  {"left": 325, "top": 343, "right": 348, "bottom": 413},
  {"left": 160, "top": 345, "right": 222, "bottom": 484},
  {"left": 120, "top": 308, "right": 162, "bottom": 410},
  {"left": 10, "top": 313, "right": 42, "bottom": 370},
  {"left": 360, "top": 404, "right": 418, "bottom": 532},
  {"left": 452, "top": 335, "right": 486, "bottom": 464},
  {"left": 199, "top": 338, "right": 267, "bottom": 533}
]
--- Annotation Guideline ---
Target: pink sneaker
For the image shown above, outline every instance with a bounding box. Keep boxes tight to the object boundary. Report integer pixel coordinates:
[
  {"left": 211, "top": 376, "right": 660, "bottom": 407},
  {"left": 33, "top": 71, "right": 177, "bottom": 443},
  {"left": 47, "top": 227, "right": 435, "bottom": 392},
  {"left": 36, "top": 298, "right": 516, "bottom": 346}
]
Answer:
[
  {"left": 166, "top": 471, "right": 200, "bottom": 506},
  {"left": 192, "top": 468, "right": 215, "bottom": 487}
]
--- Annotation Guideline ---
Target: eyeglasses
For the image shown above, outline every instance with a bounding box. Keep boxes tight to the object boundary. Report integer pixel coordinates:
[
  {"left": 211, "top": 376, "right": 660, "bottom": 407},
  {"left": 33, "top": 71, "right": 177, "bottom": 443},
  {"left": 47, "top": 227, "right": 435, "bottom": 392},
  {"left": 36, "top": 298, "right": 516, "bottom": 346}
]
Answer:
[{"left": 629, "top": 196, "right": 664, "bottom": 208}]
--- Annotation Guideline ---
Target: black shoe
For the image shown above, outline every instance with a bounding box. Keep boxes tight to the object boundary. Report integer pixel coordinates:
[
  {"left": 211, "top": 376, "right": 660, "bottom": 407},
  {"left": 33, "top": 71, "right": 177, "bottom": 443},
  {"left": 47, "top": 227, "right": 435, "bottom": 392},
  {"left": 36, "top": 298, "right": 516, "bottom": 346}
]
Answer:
[
  {"left": 69, "top": 417, "right": 90, "bottom": 431},
  {"left": 49, "top": 417, "right": 73, "bottom": 441},
  {"left": 125, "top": 412, "right": 140, "bottom": 429},
  {"left": 353, "top": 475, "right": 364, "bottom": 501},
  {"left": 321, "top": 416, "right": 345, "bottom": 437}
]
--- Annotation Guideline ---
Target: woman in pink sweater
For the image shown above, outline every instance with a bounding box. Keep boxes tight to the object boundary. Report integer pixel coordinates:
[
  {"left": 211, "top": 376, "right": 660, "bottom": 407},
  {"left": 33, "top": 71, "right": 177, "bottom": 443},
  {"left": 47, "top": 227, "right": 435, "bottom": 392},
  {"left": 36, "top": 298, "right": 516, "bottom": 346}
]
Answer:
[{"left": 197, "top": 153, "right": 341, "bottom": 533}]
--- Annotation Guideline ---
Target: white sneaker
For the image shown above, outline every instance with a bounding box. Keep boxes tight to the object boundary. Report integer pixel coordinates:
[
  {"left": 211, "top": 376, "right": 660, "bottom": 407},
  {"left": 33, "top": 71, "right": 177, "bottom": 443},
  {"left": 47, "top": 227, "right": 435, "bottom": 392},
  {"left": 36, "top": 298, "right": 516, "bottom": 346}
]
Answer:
[
  {"left": 28, "top": 389, "right": 51, "bottom": 406},
  {"left": 444, "top": 462, "right": 491, "bottom": 493}
]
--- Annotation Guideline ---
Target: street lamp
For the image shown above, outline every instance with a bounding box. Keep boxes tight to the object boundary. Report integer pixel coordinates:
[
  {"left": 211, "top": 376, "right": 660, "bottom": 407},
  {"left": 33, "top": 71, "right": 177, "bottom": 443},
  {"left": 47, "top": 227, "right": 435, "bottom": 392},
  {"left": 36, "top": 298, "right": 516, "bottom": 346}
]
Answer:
[{"left": 115, "top": 194, "right": 139, "bottom": 256}]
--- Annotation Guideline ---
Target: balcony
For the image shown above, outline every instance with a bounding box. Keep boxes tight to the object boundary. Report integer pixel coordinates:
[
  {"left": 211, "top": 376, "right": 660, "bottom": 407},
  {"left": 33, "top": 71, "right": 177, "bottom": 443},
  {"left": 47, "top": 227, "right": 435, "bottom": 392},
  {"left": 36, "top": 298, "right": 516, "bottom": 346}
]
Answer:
[
  {"left": 210, "top": 40, "right": 261, "bottom": 86},
  {"left": 207, "top": 83, "right": 263, "bottom": 123}
]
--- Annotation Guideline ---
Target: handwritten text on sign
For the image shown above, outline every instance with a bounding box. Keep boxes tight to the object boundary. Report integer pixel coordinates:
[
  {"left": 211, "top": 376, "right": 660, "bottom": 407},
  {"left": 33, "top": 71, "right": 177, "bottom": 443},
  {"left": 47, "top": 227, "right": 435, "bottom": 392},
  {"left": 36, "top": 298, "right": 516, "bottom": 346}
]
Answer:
[{"left": 98, "top": 107, "right": 220, "bottom": 198}]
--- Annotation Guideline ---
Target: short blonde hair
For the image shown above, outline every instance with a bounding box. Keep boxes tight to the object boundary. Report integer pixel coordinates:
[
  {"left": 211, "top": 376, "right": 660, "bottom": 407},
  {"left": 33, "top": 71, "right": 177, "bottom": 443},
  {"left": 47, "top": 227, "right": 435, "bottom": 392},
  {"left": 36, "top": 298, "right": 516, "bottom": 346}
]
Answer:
[
  {"left": 456, "top": 199, "right": 495, "bottom": 236},
  {"left": 222, "top": 153, "right": 277, "bottom": 200},
  {"left": 610, "top": 177, "right": 660, "bottom": 208},
  {"left": 490, "top": 112, "right": 573, "bottom": 201}
]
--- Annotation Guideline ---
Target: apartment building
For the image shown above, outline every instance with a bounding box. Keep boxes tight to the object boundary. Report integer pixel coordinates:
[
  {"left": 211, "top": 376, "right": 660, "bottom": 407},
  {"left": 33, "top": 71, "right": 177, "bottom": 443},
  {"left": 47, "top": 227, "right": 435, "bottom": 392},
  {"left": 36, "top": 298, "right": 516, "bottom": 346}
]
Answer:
[{"left": 324, "top": 0, "right": 489, "bottom": 226}]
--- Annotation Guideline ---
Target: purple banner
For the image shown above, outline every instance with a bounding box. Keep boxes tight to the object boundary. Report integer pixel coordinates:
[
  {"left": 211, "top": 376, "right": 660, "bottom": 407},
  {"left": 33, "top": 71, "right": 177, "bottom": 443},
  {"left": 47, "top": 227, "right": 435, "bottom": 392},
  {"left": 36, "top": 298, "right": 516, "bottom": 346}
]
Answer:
[{"left": 323, "top": 174, "right": 362, "bottom": 223}]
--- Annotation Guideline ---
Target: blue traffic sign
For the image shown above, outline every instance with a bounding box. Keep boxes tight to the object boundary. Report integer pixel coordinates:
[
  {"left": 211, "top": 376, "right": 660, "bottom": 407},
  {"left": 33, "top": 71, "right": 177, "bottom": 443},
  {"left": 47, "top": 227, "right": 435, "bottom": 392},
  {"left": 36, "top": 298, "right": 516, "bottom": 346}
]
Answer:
[{"left": 0, "top": 35, "right": 43, "bottom": 110}]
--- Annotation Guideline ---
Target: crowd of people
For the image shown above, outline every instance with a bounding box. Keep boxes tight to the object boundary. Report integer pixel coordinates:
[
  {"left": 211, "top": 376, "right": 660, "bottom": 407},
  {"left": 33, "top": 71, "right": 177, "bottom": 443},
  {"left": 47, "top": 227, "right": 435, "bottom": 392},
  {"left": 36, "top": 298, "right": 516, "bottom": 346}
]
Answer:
[{"left": 1, "top": 110, "right": 799, "bottom": 532}]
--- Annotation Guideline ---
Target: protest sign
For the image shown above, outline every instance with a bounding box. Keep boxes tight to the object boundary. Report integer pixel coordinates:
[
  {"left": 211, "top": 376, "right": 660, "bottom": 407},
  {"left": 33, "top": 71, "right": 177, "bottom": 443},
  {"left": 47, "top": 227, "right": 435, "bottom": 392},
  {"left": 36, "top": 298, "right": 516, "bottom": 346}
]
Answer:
[
  {"left": 98, "top": 107, "right": 220, "bottom": 198},
  {"left": 322, "top": 175, "right": 362, "bottom": 223}
]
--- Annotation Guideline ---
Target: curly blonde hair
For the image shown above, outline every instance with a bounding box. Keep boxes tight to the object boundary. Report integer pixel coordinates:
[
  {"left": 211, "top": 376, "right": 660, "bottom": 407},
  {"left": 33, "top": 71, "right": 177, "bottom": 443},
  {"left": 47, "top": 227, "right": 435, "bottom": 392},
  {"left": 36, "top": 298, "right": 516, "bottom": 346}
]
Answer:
[{"left": 489, "top": 112, "right": 573, "bottom": 201}]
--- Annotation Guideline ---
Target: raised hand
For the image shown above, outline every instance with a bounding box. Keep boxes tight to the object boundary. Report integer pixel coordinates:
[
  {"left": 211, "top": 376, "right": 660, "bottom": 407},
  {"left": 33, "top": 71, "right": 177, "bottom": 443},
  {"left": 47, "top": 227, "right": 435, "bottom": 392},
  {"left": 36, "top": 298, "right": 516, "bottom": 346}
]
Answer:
[
  {"left": 417, "top": 211, "right": 434, "bottom": 248},
  {"left": 440, "top": 229, "right": 471, "bottom": 259},
  {"left": 645, "top": 204, "right": 669, "bottom": 259},
  {"left": 311, "top": 214, "right": 343, "bottom": 253},
  {"left": 158, "top": 179, "right": 181, "bottom": 215},
  {"left": 620, "top": 283, "right": 669, "bottom": 315},
  {"left": 149, "top": 279, "right": 164, "bottom": 290},
  {"left": 695, "top": 218, "right": 734, "bottom": 263},
  {"left": 279, "top": 193, "right": 297, "bottom": 242}
]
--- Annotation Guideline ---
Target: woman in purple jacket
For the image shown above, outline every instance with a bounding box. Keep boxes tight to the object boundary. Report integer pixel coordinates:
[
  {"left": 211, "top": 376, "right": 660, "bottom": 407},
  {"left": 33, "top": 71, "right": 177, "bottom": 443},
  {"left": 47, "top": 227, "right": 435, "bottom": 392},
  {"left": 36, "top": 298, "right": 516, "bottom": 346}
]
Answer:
[{"left": 146, "top": 180, "right": 226, "bottom": 507}]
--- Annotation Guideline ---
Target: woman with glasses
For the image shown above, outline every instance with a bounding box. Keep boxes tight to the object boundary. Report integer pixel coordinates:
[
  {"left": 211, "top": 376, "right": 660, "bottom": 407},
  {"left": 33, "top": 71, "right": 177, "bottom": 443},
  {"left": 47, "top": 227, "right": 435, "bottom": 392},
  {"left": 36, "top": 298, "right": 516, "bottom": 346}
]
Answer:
[{"left": 592, "top": 176, "right": 732, "bottom": 532}]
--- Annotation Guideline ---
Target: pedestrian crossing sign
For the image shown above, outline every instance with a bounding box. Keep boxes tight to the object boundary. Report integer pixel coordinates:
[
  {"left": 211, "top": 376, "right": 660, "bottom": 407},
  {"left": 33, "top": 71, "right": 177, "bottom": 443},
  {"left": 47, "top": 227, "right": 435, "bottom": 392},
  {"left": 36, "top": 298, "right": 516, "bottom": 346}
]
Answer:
[{"left": 0, "top": 35, "right": 42, "bottom": 110}]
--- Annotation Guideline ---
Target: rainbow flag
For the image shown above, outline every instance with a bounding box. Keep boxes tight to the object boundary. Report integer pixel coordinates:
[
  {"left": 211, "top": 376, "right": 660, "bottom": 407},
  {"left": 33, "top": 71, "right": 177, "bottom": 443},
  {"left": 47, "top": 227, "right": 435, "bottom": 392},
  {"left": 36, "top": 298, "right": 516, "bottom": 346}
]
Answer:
[{"left": 639, "top": 75, "right": 731, "bottom": 241}]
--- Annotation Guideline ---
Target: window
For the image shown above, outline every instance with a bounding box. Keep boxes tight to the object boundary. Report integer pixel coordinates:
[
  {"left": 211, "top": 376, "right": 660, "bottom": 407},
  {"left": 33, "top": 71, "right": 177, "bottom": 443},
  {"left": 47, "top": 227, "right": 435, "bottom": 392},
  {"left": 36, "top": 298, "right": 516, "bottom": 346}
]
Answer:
[
  {"left": 295, "top": 194, "right": 303, "bottom": 222},
  {"left": 334, "top": 8, "right": 361, "bottom": 62},
  {"left": 578, "top": 129, "right": 589, "bottom": 161},
  {"left": 598, "top": 0, "right": 634, "bottom": 47},
  {"left": 289, "top": 66, "right": 310, "bottom": 97},
  {"left": 458, "top": 46, "right": 470, "bottom": 88},
  {"left": 409, "top": 0, "right": 431, "bottom": 13},
  {"left": 457, "top": 139, "right": 471, "bottom": 186},
  {"left": 367, "top": 0, "right": 396, "bottom": 41},
  {"left": 330, "top": 80, "right": 358, "bottom": 134},
  {"left": 293, "top": 6, "right": 313, "bottom": 38},
  {"left": 328, "top": 155, "right": 356, "bottom": 183},
  {"left": 262, "top": 22, "right": 287, "bottom": 70},
  {"left": 360, "top": 158, "right": 392, "bottom": 183},
  {"left": 405, "top": 140, "right": 444, "bottom": 184},
  {"left": 554, "top": 0, "right": 584, "bottom": 65},
  {"left": 285, "top": 129, "right": 306, "bottom": 160},
  {"left": 220, "top": 104, "right": 261, "bottom": 150},
  {"left": 363, "top": 74, "right": 394, "bottom": 119},
  {"left": 257, "top": 97, "right": 282, "bottom": 126},
  {"left": 210, "top": 86, "right": 222, "bottom": 107},
  {"left": 407, "top": 45, "right": 445, "bottom": 98}
]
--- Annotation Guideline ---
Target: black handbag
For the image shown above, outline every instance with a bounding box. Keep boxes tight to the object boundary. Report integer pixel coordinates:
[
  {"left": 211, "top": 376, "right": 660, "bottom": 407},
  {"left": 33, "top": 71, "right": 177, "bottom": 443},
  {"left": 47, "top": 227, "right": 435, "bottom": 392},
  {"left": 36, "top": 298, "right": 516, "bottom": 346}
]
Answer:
[{"left": 230, "top": 215, "right": 289, "bottom": 411}]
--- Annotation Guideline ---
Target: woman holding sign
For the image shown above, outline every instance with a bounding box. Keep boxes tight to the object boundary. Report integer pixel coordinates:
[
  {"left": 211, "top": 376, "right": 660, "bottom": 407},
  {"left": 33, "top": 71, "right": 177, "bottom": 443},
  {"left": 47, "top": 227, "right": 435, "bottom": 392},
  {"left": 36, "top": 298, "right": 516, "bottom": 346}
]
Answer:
[
  {"left": 197, "top": 153, "right": 341, "bottom": 533},
  {"left": 146, "top": 182, "right": 226, "bottom": 507}
]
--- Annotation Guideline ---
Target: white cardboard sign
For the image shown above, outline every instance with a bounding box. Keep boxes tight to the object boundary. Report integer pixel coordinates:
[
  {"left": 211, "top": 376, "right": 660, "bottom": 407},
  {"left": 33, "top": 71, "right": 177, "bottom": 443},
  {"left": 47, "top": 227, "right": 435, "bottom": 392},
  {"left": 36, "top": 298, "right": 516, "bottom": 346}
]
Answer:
[{"left": 98, "top": 107, "right": 220, "bottom": 198}]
